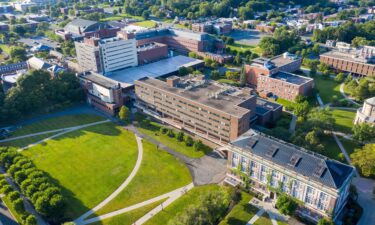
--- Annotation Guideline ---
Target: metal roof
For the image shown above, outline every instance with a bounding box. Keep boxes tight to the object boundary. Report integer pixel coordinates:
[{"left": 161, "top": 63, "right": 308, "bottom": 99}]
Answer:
[{"left": 231, "top": 130, "right": 354, "bottom": 189}]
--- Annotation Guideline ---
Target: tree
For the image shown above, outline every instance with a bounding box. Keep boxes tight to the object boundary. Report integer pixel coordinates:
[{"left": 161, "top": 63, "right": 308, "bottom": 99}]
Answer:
[
  {"left": 234, "top": 53, "right": 241, "bottom": 65},
  {"left": 334, "top": 73, "right": 345, "bottom": 83},
  {"left": 176, "top": 131, "right": 184, "bottom": 142},
  {"left": 275, "top": 194, "right": 298, "bottom": 216},
  {"left": 185, "top": 136, "right": 194, "bottom": 146},
  {"left": 12, "top": 198, "right": 25, "bottom": 213},
  {"left": 10, "top": 46, "right": 27, "bottom": 62},
  {"left": 24, "top": 215, "right": 37, "bottom": 225},
  {"left": 351, "top": 144, "right": 375, "bottom": 177},
  {"left": 142, "top": 10, "right": 150, "bottom": 20},
  {"left": 225, "top": 71, "right": 240, "bottom": 81},
  {"left": 193, "top": 140, "right": 203, "bottom": 151},
  {"left": 239, "top": 66, "right": 247, "bottom": 86},
  {"left": 293, "top": 101, "right": 309, "bottom": 119},
  {"left": 210, "top": 70, "right": 221, "bottom": 80},
  {"left": 352, "top": 123, "right": 375, "bottom": 142},
  {"left": 118, "top": 106, "right": 130, "bottom": 122}
]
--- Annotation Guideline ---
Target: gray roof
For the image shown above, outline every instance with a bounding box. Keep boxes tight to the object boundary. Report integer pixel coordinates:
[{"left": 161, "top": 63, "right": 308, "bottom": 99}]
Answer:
[
  {"left": 365, "top": 97, "right": 375, "bottom": 106},
  {"left": 64, "top": 18, "right": 98, "bottom": 34},
  {"left": 231, "top": 130, "right": 354, "bottom": 189}
]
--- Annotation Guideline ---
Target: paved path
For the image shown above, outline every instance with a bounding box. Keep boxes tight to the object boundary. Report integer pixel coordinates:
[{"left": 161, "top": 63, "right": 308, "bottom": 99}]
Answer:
[
  {"left": 79, "top": 183, "right": 194, "bottom": 225},
  {"left": 332, "top": 133, "right": 360, "bottom": 176},
  {"left": 353, "top": 177, "right": 375, "bottom": 225},
  {"left": 74, "top": 135, "right": 144, "bottom": 224},
  {"left": 289, "top": 114, "right": 297, "bottom": 134},
  {"left": 0, "top": 200, "right": 18, "bottom": 225},
  {"left": 17, "top": 120, "right": 110, "bottom": 151},
  {"left": 247, "top": 209, "right": 265, "bottom": 225},
  {"left": 339, "top": 83, "right": 360, "bottom": 106},
  {"left": 316, "top": 94, "right": 324, "bottom": 107}
]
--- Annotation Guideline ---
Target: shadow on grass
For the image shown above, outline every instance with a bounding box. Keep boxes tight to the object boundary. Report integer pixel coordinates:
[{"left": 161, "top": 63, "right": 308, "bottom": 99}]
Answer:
[{"left": 226, "top": 217, "right": 248, "bottom": 225}]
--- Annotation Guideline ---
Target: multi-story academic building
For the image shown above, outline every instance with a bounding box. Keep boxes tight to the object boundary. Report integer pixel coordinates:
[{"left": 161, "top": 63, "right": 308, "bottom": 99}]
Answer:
[
  {"left": 75, "top": 34, "right": 138, "bottom": 74},
  {"left": 354, "top": 97, "right": 375, "bottom": 125},
  {"left": 225, "top": 130, "right": 355, "bottom": 223},
  {"left": 320, "top": 45, "right": 375, "bottom": 77},
  {"left": 134, "top": 75, "right": 257, "bottom": 144},
  {"left": 245, "top": 53, "right": 314, "bottom": 101}
]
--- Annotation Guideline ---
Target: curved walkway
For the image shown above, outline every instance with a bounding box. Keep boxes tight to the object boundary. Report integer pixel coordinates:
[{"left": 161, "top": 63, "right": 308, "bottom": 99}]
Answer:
[
  {"left": 339, "top": 83, "right": 360, "bottom": 106},
  {"left": 74, "top": 135, "right": 144, "bottom": 224}
]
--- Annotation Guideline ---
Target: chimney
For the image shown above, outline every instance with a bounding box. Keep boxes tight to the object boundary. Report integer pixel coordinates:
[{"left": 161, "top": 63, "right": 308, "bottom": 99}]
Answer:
[{"left": 166, "top": 76, "right": 180, "bottom": 87}]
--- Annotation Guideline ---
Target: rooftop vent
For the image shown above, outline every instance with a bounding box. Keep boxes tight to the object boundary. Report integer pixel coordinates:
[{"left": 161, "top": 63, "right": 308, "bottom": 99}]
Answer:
[
  {"left": 265, "top": 145, "right": 279, "bottom": 158},
  {"left": 312, "top": 163, "right": 327, "bottom": 178},
  {"left": 246, "top": 139, "right": 258, "bottom": 148},
  {"left": 288, "top": 153, "right": 301, "bottom": 167}
]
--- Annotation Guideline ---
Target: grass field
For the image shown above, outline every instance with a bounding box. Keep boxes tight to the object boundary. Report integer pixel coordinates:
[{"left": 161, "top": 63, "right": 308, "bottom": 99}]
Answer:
[
  {"left": 219, "top": 192, "right": 257, "bottom": 225},
  {"left": 340, "top": 137, "right": 361, "bottom": 157},
  {"left": 10, "top": 114, "right": 105, "bottom": 137},
  {"left": 92, "top": 199, "right": 165, "bottom": 225},
  {"left": 320, "top": 135, "right": 342, "bottom": 161},
  {"left": 22, "top": 123, "right": 139, "bottom": 219},
  {"left": 134, "top": 20, "right": 157, "bottom": 28},
  {"left": 95, "top": 139, "right": 192, "bottom": 215},
  {"left": 144, "top": 185, "right": 224, "bottom": 225},
  {"left": 0, "top": 44, "right": 12, "bottom": 54},
  {"left": 1, "top": 197, "right": 23, "bottom": 223},
  {"left": 136, "top": 119, "right": 212, "bottom": 158},
  {"left": 314, "top": 76, "right": 342, "bottom": 104},
  {"left": 331, "top": 109, "right": 356, "bottom": 134},
  {"left": 227, "top": 42, "right": 255, "bottom": 53},
  {"left": 0, "top": 132, "right": 60, "bottom": 150},
  {"left": 253, "top": 212, "right": 273, "bottom": 225},
  {"left": 275, "top": 98, "right": 296, "bottom": 110}
]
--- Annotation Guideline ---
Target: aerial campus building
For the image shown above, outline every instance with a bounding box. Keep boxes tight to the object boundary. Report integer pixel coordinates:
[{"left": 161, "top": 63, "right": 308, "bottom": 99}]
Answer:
[
  {"left": 320, "top": 44, "right": 375, "bottom": 77},
  {"left": 354, "top": 97, "right": 375, "bottom": 126},
  {"left": 224, "top": 129, "right": 355, "bottom": 223},
  {"left": 245, "top": 53, "right": 314, "bottom": 101}
]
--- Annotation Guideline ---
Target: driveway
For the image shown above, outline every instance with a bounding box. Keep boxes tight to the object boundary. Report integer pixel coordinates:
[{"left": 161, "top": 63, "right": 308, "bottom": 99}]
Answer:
[{"left": 353, "top": 177, "right": 375, "bottom": 225}]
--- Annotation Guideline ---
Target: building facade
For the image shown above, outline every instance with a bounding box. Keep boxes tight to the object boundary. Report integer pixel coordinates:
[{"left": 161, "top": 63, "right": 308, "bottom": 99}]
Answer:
[
  {"left": 225, "top": 130, "right": 355, "bottom": 223},
  {"left": 78, "top": 71, "right": 123, "bottom": 115},
  {"left": 75, "top": 34, "right": 138, "bottom": 74},
  {"left": 135, "top": 75, "right": 257, "bottom": 145},
  {"left": 245, "top": 53, "right": 313, "bottom": 101},
  {"left": 320, "top": 45, "right": 375, "bottom": 77},
  {"left": 354, "top": 97, "right": 375, "bottom": 125}
]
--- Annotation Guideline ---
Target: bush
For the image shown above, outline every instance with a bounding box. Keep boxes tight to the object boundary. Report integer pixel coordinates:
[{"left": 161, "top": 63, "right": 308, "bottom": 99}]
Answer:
[
  {"left": 176, "top": 131, "right": 184, "bottom": 142},
  {"left": 159, "top": 126, "right": 168, "bottom": 134},
  {"left": 193, "top": 140, "right": 203, "bottom": 151},
  {"left": 167, "top": 129, "right": 175, "bottom": 138},
  {"left": 275, "top": 194, "right": 298, "bottom": 216},
  {"left": 185, "top": 136, "right": 194, "bottom": 147}
]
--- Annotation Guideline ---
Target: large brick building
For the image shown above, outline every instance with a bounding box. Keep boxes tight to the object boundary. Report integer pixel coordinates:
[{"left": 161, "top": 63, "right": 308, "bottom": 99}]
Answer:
[
  {"left": 320, "top": 45, "right": 375, "bottom": 77},
  {"left": 135, "top": 75, "right": 257, "bottom": 145},
  {"left": 245, "top": 53, "right": 314, "bottom": 101},
  {"left": 225, "top": 130, "right": 355, "bottom": 223}
]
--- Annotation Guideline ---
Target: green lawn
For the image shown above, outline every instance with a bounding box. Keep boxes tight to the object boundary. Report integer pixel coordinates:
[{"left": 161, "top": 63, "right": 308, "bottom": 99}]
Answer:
[
  {"left": 101, "top": 16, "right": 124, "bottom": 21},
  {"left": 227, "top": 42, "right": 255, "bottom": 53},
  {"left": 10, "top": 114, "right": 105, "bottom": 137},
  {"left": 320, "top": 135, "right": 342, "bottom": 161},
  {"left": 92, "top": 199, "right": 166, "bottom": 225},
  {"left": 331, "top": 109, "right": 356, "bottom": 134},
  {"left": 275, "top": 98, "right": 296, "bottom": 110},
  {"left": 144, "top": 185, "right": 224, "bottom": 225},
  {"left": 314, "top": 76, "right": 342, "bottom": 104},
  {"left": 0, "top": 44, "right": 12, "bottom": 54},
  {"left": 134, "top": 20, "right": 157, "bottom": 28},
  {"left": 340, "top": 137, "right": 361, "bottom": 156},
  {"left": 219, "top": 192, "right": 257, "bottom": 225},
  {"left": 253, "top": 212, "right": 273, "bottom": 225},
  {"left": 95, "top": 139, "right": 192, "bottom": 216},
  {"left": 136, "top": 119, "right": 212, "bottom": 158},
  {"left": 1, "top": 197, "right": 23, "bottom": 223},
  {"left": 22, "top": 123, "right": 139, "bottom": 219},
  {"left": 0, "top": 132, "right": 60, "bottom": 150}
]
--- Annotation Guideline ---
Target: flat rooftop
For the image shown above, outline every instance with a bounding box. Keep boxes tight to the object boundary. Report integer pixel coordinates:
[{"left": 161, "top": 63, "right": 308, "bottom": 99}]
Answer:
[
  {"left": 107, "top": 55, "right": 203, "bottom": 87},
  {"left": 271, "top": 71, "right": 313, "bottom": 85},
  {"left": 79, "top": 72, "right": 120, "bottom": 89},
  {"left": 321, "top": 50, "right": 374, "bottom": 64},
  {"left": 256, "top": 97, "right": 282, "bottom": 115},
  {"left": 252, "top": 53, "right": 300, "bottom": 69},
  {"left": 136, "top": 75, "right": 254, "bottom": 117},
  {"left": 19, "top": 36, "right": 60, "bottom": 49}
]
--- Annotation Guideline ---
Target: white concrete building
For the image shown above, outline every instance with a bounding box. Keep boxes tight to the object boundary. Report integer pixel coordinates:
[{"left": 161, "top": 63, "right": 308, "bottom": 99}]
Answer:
[
  {"left": 355, "top": 97, "right": 375, "bottom": 125},
  {"left": 98, "top": 37, "right": 138, "bottom": 73}
]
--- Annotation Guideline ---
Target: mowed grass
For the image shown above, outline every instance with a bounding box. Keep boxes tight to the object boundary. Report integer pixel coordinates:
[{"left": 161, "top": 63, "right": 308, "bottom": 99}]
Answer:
[
  {"left": 253, "top": 212, "right": 273, "bottom": 225},
  {"left": 227, "top": 42, "right": 255, "bottom": 53},
  {"left": 137, "top": 121, "right": 212, "bottom": 158},
  {"left": 340, "top": 137, "right": 361, "bottom": 156},
  {"left": 0, "top": 132, "right": 60, "bottom": 150},
  {"left": 314, "top": 76, "right": 342, "bottom": 104},
  {"left": 11, "top": 114, "right": 105, "bottom": 137},
  {"left": 320, "top": 135, "right": 343, "bottom": 161},
  {"left": 95, "top": 139, "right": 192, "bottom": 215},
  {"left": 219, "top": 192, "right": 257, "bottom": 225},
  {"left": 331, "top": 109, "right": 356, "bottom": 133},
  {"left": 275, "top": 98, "right": 296, "bottom": 110},
  {"left": 0, "top": 44, "right": 12, "bottom": 54},
  {"left": 144, "top": 185, "right": 225, "bottom": 225},
  {"left": 22, "top": 122, "right": 139, "bottom": 219},
  {"left": 92, "top": 199, "right": 166, "bottom": 225},
  {"left": 133, "top": 20, "right": 157, "bottom": 28}
]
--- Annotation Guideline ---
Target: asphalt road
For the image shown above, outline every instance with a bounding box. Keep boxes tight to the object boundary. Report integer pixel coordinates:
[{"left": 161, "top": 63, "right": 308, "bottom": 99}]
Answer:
[{"left": 0, "top": 201, "right": 18, "bottom": 225}]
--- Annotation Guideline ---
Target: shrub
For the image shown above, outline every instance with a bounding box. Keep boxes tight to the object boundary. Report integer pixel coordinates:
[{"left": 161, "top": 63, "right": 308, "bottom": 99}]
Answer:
[
  {"left": 159, "top": 126, "right": 168, "bottom": 134},
  {"left": 185, "top": 136, "right": 194, "bottom": 146},
  {"left": 176, "top": 131, "right": 184, "bottom": 142},
  {"left": 167, "top": 129, "right": 175, "bottom": 138},
  {"left": 193, "top": 140, "right": 203, "bottom": 151},
  {"left": 275, "top": 194, "right": 298, "bottom": 216}
]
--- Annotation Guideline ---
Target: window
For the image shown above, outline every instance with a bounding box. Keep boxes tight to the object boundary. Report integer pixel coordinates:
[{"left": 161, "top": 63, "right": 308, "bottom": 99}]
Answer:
[
  {"left": 260, "top": 165, "right": 267, "bottom": 183},
  {"left": 317, "top": 192, "right": 329, "bottom": 211},
  {"left": 232, "top": 153, "right": 238, "bottom": 168},
  {"left": 249, "top": 161, "right": 258, "bottom": 178},
  {"left": 305, "top": 186, "right": 316, "bottom": 206}
]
